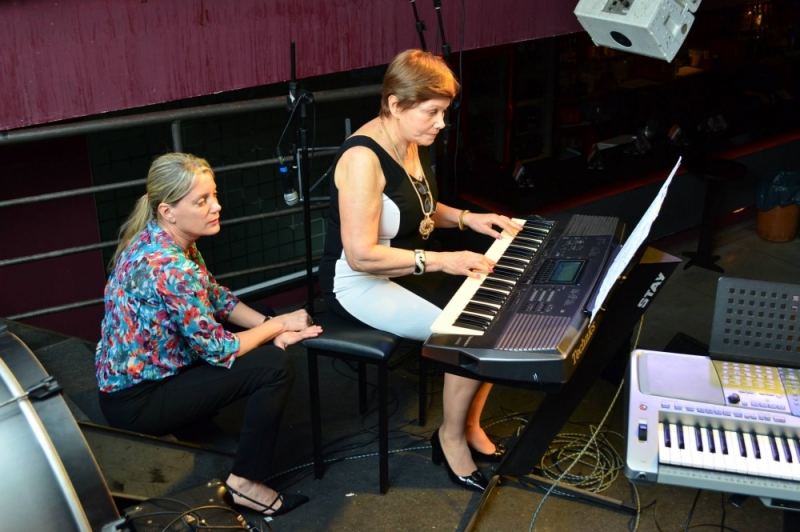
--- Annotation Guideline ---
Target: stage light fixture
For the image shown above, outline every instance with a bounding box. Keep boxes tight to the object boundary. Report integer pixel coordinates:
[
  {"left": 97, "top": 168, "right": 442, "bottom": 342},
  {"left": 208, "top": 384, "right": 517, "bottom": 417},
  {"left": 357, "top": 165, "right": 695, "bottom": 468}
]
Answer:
[{"left": 574, "top": 0, "right": 703, "bottom": 62}]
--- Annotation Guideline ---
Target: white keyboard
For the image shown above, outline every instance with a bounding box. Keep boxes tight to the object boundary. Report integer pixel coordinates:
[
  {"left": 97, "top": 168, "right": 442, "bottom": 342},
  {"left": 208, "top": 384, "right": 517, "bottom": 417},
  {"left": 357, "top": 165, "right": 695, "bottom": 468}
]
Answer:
[
  {"left": 430, "top": 217, "right": 545, "bottom": 336},
  {"left": 626, "top": 349, "right": 800, "bottom": 506}
]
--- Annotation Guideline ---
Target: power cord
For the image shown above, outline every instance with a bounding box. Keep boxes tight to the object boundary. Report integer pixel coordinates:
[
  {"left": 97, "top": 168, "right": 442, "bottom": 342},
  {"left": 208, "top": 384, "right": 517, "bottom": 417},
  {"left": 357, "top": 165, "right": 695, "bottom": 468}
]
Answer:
[
  {"left": 126, "top": 503, "right": 249, "bottom": 532},
  {"left": 538, "top": 426, "right": 625, "bottom": 493},
  {"left": 685, "top": 490, "right": 703, "bottom": 532},
  {"left": 649, "top": 499, "right": 742, "bottom": 532},
  {"left": 526, "top": 376, "right": 627, "bottom": 532},
  {"left": 524, "top": 314, "right": 647, "bottom": 531}
]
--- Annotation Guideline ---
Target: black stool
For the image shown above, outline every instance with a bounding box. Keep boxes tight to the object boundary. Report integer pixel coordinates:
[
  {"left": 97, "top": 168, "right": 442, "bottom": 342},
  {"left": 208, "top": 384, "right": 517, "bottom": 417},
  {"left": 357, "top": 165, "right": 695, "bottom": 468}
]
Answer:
[
  {"left": 302, "top": 311, "right": 428, "bottom": 494},
  {"left": 681, "top": 155, "right": 747, "bottom": 273}
]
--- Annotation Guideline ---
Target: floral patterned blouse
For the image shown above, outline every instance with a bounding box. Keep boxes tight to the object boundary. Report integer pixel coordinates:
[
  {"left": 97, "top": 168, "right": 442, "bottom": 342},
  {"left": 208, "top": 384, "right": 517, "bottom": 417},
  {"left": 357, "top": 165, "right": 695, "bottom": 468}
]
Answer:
[{"left": 95, "top": 220, "right": 240, "bottom": 393}]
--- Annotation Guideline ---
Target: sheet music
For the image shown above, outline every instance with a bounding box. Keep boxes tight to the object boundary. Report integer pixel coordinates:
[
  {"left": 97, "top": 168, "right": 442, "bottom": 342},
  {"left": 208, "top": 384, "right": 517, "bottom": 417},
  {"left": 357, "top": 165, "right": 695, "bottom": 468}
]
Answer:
[{"left": 590, "top": 157, "right": 681, "bottom": 322}]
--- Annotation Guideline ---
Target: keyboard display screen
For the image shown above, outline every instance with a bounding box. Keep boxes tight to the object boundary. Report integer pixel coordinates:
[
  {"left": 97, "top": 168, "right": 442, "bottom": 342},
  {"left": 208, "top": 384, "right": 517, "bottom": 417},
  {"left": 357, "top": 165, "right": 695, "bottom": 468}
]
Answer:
[{"left": 549, "top": 260, "right": 585, "bottom": 284}]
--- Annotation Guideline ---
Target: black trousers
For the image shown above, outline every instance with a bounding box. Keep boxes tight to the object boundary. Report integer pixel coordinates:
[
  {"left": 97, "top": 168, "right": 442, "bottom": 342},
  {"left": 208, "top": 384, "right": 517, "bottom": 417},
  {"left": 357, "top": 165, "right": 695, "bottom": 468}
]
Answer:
[{"left": 99, "top": 344, "right": 295, "bottom": 481}]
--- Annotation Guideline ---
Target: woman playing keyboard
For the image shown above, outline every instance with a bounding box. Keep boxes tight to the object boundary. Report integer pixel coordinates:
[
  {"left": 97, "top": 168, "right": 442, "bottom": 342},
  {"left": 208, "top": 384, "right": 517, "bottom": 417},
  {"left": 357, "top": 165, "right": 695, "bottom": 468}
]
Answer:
[{"left": 318, "top": 49, "right": 523, "bottom": 492}]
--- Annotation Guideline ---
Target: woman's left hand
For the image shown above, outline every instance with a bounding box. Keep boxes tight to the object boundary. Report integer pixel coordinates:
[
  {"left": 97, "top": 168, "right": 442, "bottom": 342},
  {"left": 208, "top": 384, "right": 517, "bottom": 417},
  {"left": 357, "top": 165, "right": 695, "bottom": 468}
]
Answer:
[
  {"left": 463, "top": 212, "right": 524, "bottom": 240},
  {"left": 275, "top": 309, "right": 315, "bottom": 332},
  {"left": 273, "top": 325, "right": 323, "bottom": 350}
]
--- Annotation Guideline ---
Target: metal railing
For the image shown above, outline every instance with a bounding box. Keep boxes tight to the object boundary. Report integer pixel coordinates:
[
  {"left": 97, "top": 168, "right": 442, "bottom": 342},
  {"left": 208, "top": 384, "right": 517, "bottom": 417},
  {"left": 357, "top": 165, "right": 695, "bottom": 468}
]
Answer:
[{"left": 1, "top": 84, "right": 382, "bottom": 320}]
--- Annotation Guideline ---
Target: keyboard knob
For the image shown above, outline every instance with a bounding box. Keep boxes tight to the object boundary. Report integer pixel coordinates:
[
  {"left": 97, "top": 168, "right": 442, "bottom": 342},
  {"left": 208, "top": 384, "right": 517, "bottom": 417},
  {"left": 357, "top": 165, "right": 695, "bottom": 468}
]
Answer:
[{"left": 727, "top": 393, "right": 740, "bottom": 404}]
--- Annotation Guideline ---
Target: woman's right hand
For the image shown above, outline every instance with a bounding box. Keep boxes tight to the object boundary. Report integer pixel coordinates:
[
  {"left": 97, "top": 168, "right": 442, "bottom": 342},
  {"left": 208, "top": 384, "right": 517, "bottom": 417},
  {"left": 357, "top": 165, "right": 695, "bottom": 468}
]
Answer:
[
  {"left": 274, "top": 325, "right": 323, "bottom": 350},
  {"left": 436, "top": 251, "right": 495, "bottom": 279},
  {"left": 273, "top": 309, "right": 314, "bottom": 332}
]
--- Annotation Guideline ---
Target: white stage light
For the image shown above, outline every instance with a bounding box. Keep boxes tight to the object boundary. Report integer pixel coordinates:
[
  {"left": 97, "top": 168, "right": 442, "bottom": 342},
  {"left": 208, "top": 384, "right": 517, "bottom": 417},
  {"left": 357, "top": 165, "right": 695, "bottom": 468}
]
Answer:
[{"left": 574, "top": 0, "right": 703, "bottom": 62}]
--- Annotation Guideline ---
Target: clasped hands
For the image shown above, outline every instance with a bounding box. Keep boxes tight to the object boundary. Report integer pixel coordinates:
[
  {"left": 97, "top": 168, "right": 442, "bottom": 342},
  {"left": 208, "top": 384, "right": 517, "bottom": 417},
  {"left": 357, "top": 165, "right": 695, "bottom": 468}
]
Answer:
[{"left": 272, "top": 309, "right": 323, "bottom": 350}]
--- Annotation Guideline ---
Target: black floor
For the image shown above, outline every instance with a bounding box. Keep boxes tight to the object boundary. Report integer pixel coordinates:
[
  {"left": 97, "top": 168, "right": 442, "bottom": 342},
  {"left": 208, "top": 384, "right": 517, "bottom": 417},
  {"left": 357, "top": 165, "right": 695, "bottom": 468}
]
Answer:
[{"left": 3, "top": 214, "right": 799, "bottom": 532}]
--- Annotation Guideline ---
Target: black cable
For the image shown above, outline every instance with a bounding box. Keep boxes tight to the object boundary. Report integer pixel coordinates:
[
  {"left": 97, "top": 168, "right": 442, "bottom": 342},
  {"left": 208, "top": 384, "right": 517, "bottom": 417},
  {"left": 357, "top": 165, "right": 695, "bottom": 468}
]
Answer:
[
  {"left": 132, "top": 497, "right": 195, "bottom": 510},
  {"left": 309, "top": 99, "right": 317, "bottom": 193},
  {"left": 652, "top": 500, "right": 664, "bottom": 532},
  {"left": 157, "top": 505, "right": 244, "bottom": 532},
  {"left": 686, "top": 526, "right": 741, "bottom": 532},
  {"left": 684, "top": 490, "right": 703, "bottom": 532},
  {"left": 720, "top": 491, "right": 725, "bottom": 532},
  {"left": 127, "top": 510, "right": 190, "bottom": 522},
  {"left": 274, "top": 95, "right": 303, "bottom": 162},
  {"left": 640, "top": 499, "right": 657, "bottom": 511},
  {"left": 126, "top": 504, "right": 248, "bottom": 531}
]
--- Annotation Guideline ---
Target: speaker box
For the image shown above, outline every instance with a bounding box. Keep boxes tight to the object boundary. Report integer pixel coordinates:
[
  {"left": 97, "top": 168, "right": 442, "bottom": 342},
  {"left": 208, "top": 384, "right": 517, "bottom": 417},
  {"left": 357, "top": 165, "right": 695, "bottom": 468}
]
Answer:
[{"left": 574, "top": 0, "right": 702, "bottom": 62}]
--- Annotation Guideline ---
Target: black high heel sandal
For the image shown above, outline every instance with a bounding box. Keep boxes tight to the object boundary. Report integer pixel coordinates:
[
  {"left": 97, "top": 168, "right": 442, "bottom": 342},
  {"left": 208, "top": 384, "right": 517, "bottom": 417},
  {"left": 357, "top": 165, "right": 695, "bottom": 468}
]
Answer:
[
  {"left": 224, "top": 482, "right": 309, "bottom": 517},
  {"left": 469, "top": 442, "right": 505, "bottom": 463},
  {"left": 430, "top": 429, "right": 488, "bottom": 493}
]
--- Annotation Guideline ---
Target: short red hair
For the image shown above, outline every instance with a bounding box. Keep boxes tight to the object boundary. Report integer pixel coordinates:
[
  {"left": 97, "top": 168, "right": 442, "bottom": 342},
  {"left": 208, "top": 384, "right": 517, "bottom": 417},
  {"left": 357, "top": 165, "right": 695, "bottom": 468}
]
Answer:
[{"left": 380, "top": 50, "right": 460, "bottom": 117}]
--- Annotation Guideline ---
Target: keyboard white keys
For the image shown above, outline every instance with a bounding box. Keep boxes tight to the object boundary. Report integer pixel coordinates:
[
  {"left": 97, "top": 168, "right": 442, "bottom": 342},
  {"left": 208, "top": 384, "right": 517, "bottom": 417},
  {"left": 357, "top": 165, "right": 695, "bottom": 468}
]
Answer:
[
  {"left": 756, "top": 434, "right": 780, "bottom": 479},
  {"left": 742, "top": 433, "right": 761, "bottom": 476},
  {"left": 688, "top": 426, "right": 706, "bottom": 469},
  {"left": 660, "top": 425, "right": 800, "bottom": 482},
  {"left": 771, "top": 436, "right": 792, "bottom": 480},
  {"left": 699, "top": 428, "right": 715, "bottom": 470},
  {"left": 726, "top": 430, "right": 749, "bottom": 475},
  {"left": 715, "top": 429, "right": 735, "bottom": 473},
  {"left": 786, "top": 438, "right": 800, "bottom": 481},
  {"left": 766, "top": 435, "right": 787, "bottom": 479},
  {"left": 674, "top": 425, "right": 693, "bottom": 468},
  {"left": 430, "top": 217, "right": 541, "bottom": 336},
  {"left": 657, "top": 423, "right": 673, "bottom": 465}
]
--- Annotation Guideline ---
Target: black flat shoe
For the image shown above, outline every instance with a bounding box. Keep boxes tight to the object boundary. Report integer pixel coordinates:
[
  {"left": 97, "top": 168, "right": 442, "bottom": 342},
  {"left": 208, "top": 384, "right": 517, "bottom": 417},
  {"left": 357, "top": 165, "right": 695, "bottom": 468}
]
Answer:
[
  {"left": 224, "top": 482, "right": 309, "bottom": 517},
  {"left": 431, "top": 429, "right": 488, "bottom": 493},
  {"left": 469, "top": 442, "right": 505, "bottom": 463}
]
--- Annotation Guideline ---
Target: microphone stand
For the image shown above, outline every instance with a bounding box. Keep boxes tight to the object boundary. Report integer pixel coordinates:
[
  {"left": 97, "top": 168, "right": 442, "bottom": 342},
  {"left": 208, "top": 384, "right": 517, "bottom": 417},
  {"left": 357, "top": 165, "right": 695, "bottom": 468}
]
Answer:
[
  {"left": 297, "top": 94, "right": 315, "bottom": 315},
  {"left": 410, "top": 0, "right": 427, "bottom": 50},
  {"left": 433, "top": 0, "right": 456, "bottom": 202},
  {"left": 286, "top": 41, "right": 316, "bottom": 315}
]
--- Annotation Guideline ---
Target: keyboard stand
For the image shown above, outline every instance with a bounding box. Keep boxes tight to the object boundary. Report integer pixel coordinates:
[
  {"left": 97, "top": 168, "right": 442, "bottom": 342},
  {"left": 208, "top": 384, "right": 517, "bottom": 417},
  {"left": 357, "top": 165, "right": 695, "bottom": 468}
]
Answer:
[{"left": 438, "top": 247, "right": 682, "bottom": 532}]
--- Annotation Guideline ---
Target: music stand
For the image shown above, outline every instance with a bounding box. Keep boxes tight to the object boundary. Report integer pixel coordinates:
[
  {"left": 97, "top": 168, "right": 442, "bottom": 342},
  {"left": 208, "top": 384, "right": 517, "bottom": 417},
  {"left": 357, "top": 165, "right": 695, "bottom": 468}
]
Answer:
[{"left": 709, "top": 277, "right": 800, "bottom": 368}]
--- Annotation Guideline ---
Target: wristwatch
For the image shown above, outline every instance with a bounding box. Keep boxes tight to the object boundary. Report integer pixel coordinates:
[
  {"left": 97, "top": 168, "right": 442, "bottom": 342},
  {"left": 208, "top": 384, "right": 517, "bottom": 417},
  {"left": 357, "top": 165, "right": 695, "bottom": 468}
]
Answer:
[{"left": 413, "top": 249, "right": 426, "bottom": 276}]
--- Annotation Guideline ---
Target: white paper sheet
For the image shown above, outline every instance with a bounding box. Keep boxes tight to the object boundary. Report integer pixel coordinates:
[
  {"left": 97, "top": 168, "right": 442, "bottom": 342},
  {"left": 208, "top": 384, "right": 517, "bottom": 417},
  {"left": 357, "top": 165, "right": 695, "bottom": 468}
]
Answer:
[{"left": 590, "top": 157, "right": 681, "bottom": 322}]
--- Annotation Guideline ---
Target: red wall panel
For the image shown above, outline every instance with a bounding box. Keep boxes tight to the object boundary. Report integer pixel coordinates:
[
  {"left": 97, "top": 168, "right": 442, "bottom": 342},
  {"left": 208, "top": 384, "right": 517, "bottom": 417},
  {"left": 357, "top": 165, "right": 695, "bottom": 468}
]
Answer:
[
  {"left": 0, "top": 0, "right": 759, "bottom": 131},
  {"left": 0, "top": 137, "right": 106, "bottom": 340},
  {"left": 0, "top": 0, "right": 583, "bottom": 131}
]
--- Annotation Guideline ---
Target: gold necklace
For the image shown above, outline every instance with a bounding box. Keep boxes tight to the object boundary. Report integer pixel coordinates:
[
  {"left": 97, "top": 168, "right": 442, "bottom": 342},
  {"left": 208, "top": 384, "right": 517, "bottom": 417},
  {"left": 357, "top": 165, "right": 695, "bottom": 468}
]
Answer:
[{"left": 380, "top": 117, "right": 435, "bottom": 240}]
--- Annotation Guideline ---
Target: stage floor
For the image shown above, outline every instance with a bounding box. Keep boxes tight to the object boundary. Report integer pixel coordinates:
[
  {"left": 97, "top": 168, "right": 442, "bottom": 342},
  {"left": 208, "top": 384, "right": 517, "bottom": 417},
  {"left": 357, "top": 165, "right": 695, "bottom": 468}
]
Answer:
[{"left": 4, "top": 213, "right": 798, "bottom": 532}]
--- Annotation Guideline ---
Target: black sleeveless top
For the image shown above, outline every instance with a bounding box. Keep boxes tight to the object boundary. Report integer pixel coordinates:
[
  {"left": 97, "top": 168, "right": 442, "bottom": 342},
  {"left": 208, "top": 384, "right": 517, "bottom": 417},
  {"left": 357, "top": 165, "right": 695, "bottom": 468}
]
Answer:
[{"left": 319, "top": 135, "right": 439, "bottom": 298}]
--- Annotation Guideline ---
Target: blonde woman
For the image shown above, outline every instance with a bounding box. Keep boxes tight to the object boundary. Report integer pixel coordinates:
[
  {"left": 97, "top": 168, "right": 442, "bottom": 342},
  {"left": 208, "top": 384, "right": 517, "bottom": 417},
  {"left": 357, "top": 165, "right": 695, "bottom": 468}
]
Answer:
[{"left": 96, "top": 153, "right": 321, "bottom": 516}]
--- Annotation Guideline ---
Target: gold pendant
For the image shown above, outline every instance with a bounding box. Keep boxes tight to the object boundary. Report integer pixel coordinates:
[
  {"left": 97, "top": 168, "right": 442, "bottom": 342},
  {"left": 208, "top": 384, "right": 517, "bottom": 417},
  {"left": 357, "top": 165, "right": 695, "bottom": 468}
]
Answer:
[{"left": 419, "top": 216, "right": 435, "bottom": 240}]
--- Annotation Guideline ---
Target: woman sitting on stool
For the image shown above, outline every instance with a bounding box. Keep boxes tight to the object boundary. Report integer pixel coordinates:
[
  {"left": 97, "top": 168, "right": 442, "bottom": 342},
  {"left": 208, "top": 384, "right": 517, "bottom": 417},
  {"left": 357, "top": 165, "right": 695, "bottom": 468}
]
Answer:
[
  {"left": 318, "top": 50, "right": 523, "bottom": 492},
  {"left": 95, "top": 153, "right": 321, "bottom": 517}
]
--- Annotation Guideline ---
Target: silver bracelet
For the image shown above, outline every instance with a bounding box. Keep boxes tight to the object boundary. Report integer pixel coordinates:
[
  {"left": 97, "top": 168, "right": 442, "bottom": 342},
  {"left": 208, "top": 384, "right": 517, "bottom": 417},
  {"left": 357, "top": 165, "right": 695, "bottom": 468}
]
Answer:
[{"left": 413, "top": 249, "right": 426, "bottom": 276}]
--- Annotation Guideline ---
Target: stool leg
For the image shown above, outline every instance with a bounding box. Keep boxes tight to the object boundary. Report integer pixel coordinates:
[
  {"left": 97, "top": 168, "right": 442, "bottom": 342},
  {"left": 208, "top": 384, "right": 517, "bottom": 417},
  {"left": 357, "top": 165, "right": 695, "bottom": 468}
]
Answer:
[
  {"left": 418, "top": 355, "right": 427, "bottom": 427},
  {"left": 307, "top": 349, "right": 325, "bottom": 480},
  {"left": 379, "top": 362, "right": 389, "bottom": 494},
  {"left": 358, "top": 362, "right": 368, "bottom": 414}
]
